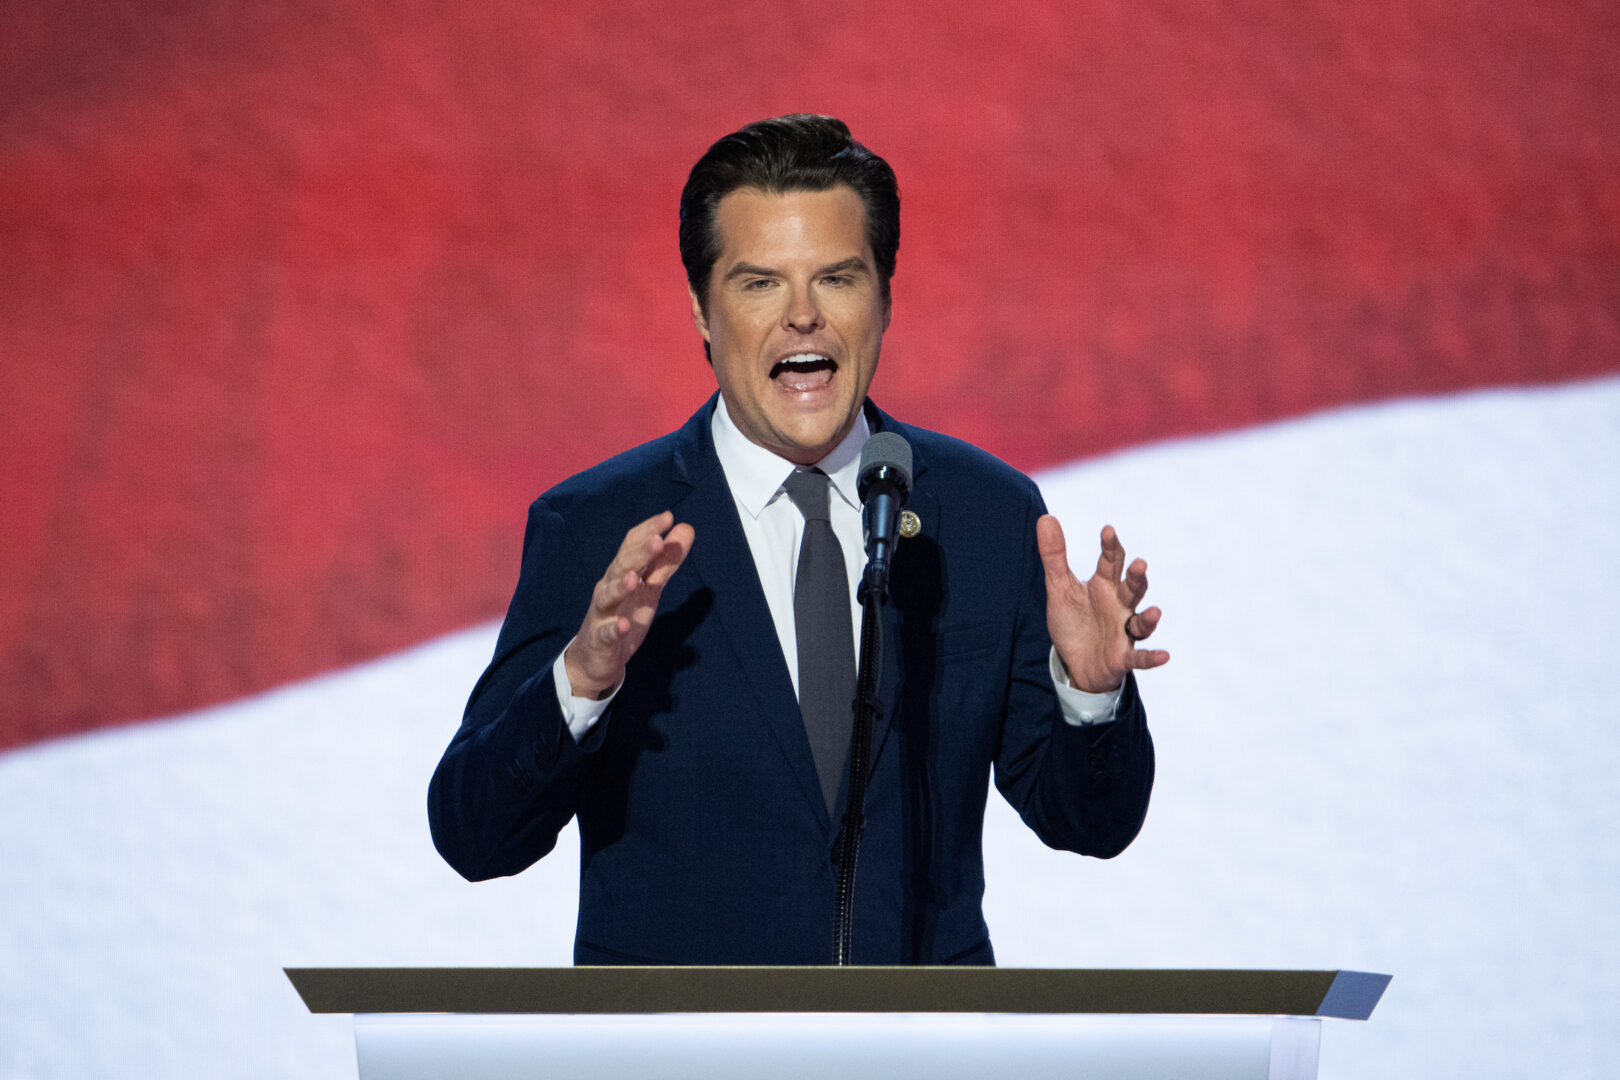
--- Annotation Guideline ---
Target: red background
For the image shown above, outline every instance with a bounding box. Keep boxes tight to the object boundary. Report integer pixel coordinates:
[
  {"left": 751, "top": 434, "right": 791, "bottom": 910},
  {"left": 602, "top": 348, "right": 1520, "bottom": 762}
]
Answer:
[{"left": 3, "top": 1, "right": 1617, "bottom": 749}]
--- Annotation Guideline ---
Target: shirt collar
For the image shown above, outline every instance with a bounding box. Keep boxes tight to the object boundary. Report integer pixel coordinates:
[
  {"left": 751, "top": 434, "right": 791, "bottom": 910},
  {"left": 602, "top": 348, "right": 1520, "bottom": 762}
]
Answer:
[{"left": 712, "top": 393, "right": 869, "bottom": 519}]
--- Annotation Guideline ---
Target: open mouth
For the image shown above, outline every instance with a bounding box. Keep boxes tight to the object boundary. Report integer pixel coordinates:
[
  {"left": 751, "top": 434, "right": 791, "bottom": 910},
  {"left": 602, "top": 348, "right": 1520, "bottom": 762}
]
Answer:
[{"left": 769, "top": 353, "right": 837, "bottom": 392}]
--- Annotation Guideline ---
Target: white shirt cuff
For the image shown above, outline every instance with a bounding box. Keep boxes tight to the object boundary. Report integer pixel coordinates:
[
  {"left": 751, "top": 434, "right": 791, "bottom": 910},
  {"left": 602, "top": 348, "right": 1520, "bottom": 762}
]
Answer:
[
  {"left": 552, "top": 642, "right": 617, "bottom": 742},
  {"left": 1049, "top": 647, "right": 1123, "bottom": 725}
]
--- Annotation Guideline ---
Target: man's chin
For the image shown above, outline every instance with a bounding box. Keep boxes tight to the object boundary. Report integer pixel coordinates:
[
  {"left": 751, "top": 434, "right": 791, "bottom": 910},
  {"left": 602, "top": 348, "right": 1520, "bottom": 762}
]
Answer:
[
  {"left": 746, "top": 394, "right": 865, "bottom": 463},
  {"left": 768, "top": 423, "right": 850, "bottom": 465}
]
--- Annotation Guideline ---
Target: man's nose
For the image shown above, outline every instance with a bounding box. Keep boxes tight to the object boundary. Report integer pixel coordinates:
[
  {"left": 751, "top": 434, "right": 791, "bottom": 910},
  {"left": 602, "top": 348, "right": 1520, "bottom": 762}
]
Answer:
[{"left": 782, "top": 286, "right": 823, "bottom": 333}]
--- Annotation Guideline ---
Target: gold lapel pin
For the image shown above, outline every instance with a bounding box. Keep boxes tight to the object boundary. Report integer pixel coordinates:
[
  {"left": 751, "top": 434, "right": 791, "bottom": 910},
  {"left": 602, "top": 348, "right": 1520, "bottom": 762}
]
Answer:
[{"left": 898, "top": 510, "right": 922, "bottom": 538}]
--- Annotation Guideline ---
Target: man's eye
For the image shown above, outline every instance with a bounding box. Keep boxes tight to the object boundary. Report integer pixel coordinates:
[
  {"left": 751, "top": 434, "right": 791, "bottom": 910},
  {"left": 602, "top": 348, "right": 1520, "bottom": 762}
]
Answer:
[
  {"left": 745, "top": 278, "right": 774, "bottom": 290},
  {"left": 822, "top": 275, "right": 848, "bottom": 286}
]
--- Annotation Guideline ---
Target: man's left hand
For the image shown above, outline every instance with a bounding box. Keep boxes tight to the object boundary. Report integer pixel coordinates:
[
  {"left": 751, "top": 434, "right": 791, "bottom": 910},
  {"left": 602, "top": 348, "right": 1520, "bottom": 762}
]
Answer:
[{"left": 1037, "top": 516, "right": 1170, "bottom": 694}]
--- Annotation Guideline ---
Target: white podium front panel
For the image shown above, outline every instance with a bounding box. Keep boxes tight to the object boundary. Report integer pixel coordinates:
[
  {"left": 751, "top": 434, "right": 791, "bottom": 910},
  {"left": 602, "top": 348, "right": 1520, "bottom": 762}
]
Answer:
[{"left": 353, "top": 1012, "right": 1322, "bottom": 1080}]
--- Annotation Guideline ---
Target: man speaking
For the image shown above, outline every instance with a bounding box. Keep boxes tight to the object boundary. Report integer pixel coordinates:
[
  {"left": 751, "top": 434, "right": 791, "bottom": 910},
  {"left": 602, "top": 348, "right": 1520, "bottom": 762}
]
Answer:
[{"left": 428, "top": 115, "right": 1167, "bottom": 965}]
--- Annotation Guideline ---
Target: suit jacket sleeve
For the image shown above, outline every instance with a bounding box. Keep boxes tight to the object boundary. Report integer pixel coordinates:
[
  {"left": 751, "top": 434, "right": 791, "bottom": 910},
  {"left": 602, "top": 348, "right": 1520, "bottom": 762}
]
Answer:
[
  {"left": 990, "top": 488, "right": 1155, "bottom": 858},
  {"left": 427, "top": 497, "right": 606, "bottom": 880}
]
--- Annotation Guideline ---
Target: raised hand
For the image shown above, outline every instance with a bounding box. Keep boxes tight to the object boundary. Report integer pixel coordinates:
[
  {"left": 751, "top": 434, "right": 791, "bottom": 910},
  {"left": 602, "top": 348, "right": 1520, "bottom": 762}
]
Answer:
[
  {"left": 563, "top": 511, "right": 694, "bottom": 699},
  {"left": 1036, "top": 516, "right": 1169, "bottom": 694}
]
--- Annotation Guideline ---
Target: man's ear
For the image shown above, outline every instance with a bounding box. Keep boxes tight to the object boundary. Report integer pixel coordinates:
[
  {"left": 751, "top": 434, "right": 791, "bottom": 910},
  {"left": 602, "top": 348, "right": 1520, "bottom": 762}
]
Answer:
[{"left": 688, "top": 286, "right": 710, "bottom": 342}]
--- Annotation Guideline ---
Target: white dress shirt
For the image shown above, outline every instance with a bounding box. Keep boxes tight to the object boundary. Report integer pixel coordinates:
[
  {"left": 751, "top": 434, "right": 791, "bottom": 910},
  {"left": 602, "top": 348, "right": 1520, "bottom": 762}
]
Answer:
[{"left": 552, "top": 395, "right": 1122, "bottom": 739}]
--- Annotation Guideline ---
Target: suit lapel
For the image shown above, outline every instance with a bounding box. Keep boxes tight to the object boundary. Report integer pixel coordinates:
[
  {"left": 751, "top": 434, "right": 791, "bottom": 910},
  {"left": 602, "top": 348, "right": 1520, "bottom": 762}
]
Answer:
[{"left": 670, "top": 398, "right": 833, "bottom": 828}]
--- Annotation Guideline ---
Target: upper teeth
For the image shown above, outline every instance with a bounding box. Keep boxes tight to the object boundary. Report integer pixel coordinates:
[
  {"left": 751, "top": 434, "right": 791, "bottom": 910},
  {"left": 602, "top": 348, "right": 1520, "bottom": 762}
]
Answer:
[{"left": 781, "top": 354, "right": 829, "bottom": 365}]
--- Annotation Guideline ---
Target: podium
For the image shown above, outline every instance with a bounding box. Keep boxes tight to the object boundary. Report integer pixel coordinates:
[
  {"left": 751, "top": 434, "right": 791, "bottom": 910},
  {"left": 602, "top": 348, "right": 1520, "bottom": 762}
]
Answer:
[{"left": 286, "top": 966, "right": 1390, "bottom": 1080}]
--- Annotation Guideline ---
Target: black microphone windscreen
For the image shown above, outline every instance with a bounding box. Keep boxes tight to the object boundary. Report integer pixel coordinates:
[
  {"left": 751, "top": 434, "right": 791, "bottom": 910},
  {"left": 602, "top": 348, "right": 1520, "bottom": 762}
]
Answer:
[{"left": 859, "top": 431, "right": 913, "bottom": 491}]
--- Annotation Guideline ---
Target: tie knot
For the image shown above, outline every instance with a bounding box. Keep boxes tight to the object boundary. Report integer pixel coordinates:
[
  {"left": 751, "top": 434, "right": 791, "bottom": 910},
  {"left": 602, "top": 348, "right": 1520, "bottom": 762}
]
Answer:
[{"left": 783, "top": 468, "right": 832, "bottom": 523}]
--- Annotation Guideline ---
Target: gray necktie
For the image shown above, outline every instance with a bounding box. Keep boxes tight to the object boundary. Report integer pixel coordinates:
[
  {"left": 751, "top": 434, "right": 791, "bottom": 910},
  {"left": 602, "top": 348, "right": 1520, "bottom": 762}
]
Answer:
[{"left": 784, "top": 468, "right": 856, "bottom": 813}]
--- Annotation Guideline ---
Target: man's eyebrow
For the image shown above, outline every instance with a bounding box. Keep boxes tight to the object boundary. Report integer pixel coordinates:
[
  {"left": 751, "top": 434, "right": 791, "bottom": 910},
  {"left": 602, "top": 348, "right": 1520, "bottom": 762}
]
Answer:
[
  {"left": 816, "top": 257, "right": 870, "bottom": 276},
  {"left": 722, "top": 262, "right": 779, "bottom": 282},
  {"left": 721, "top": 257, "right": 872, "bottom": 282}
]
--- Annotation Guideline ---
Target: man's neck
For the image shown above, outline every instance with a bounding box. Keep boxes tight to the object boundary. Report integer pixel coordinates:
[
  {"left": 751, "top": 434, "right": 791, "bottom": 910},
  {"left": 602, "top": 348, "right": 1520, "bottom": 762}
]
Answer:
[{"left": 711, "top": 394, "right": 869, "bottom": 517}]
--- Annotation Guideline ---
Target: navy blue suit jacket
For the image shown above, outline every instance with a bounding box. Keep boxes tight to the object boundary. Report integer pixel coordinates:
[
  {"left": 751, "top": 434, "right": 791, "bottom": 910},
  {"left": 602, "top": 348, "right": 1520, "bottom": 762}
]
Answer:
[{"left": 428, "top": 396, "right": 1154, "bottom": 964}]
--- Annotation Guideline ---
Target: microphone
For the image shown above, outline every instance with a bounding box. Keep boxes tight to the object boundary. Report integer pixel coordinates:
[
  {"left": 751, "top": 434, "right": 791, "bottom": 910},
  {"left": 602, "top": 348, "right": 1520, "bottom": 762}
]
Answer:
[
  {"left": 857, "top": 431, "right": 912, "bottom": 600},
  {"left": 836, "top": 431, "right": 912, "bottom": 960}
]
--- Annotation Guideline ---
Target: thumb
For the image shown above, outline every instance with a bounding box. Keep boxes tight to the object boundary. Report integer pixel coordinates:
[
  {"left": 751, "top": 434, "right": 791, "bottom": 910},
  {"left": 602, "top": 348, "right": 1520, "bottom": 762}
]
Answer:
[{"left": 1036, "top": 514, "right": 1070, "bottom": 582}]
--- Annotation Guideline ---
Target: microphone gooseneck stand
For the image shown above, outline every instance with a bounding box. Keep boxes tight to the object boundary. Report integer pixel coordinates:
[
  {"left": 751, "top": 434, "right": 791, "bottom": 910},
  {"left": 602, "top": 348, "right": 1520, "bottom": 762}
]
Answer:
[
  {"left": 833, "top": 432, "right": 912, "bottom": 965},
  {"left": 833, "top": 565, "right": 888, "bottom": 966}
]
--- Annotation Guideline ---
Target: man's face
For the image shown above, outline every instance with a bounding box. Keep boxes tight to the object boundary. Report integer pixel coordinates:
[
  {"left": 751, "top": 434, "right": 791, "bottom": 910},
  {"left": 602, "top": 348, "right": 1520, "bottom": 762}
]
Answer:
[{"left": 691, "top": 185, "right": 890, "bottom": 466}]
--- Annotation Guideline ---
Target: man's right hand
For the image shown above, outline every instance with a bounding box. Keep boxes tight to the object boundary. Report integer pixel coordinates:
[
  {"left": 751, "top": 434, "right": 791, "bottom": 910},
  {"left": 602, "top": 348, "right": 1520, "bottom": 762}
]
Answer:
[{"left": 564, "top": 511, "right": 695, "bottom": 700}]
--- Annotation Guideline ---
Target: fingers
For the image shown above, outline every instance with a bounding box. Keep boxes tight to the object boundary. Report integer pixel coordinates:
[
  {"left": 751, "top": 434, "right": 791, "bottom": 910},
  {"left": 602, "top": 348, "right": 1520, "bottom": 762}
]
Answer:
[
  {"left": 1126, "top": 647, "right": 1171, "bottom": 671},
  {"left": 1096, "top": 527, "right": 1149, "bottom": 612},
  {"left": 592, "top": 567, "right": 642, "bottom": 617},
  {"left": 1124, "top": 606, "right": 1167, "bottom": 668},
  {"left": 589, "top": 610, "right": 633, "bottom": 649},
  {"left": 642, "top": 522, "right": 694, "bottom": 588},
  {"left": 1095, "top": 524, "right": 1124, "bottom": 581},
  {"left": 595, "top": 511, "right": 684, "bottom": 612},
  {"left": 605, "top": 511, "right": 674, "bottom": 585},
  {"left": 1120, "top": 557, "right": 1149, "bottom": 610},
  {"left": 1126, "top": 605, "right": 1161, "bottom": 642}
]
